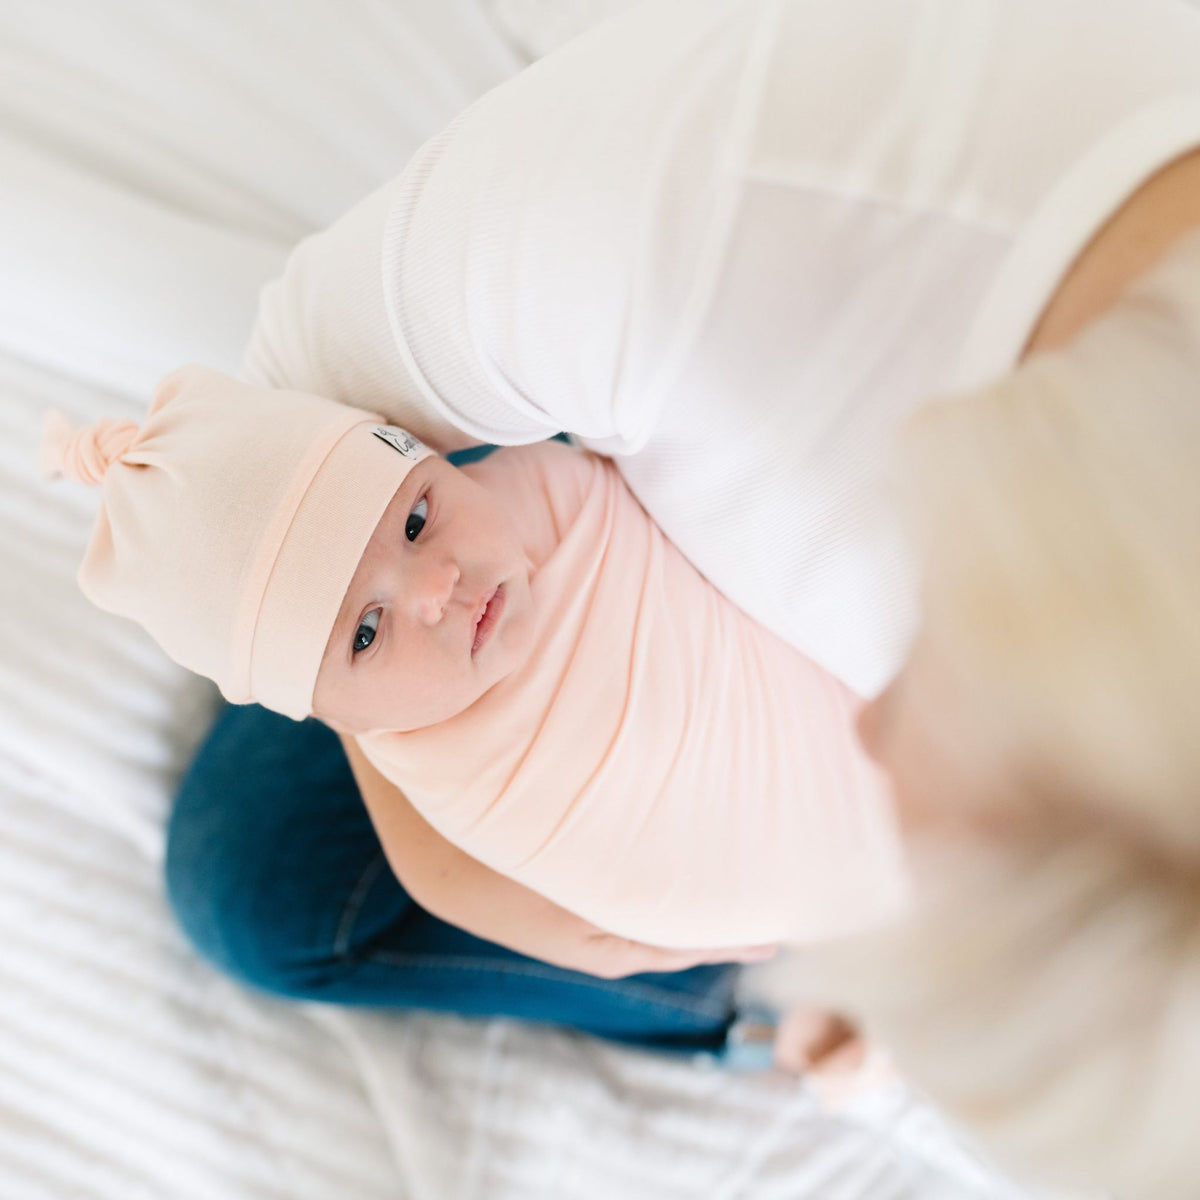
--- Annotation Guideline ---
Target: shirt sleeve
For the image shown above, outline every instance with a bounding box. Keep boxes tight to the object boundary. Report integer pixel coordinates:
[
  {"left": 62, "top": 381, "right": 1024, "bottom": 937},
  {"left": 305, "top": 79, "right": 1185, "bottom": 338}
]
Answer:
[
  {"left": 240, "top": 176, "right": 482, "bottom": 454},
  {"left": 379, "top": 0, "right": 772, "bottom": 453}
]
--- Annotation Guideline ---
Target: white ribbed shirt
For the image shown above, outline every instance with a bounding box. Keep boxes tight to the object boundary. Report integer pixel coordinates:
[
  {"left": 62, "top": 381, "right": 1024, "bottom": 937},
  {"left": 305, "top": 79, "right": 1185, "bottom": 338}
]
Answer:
[{"left": 244, "top": 0, "right": 1200, "bottom": 696}]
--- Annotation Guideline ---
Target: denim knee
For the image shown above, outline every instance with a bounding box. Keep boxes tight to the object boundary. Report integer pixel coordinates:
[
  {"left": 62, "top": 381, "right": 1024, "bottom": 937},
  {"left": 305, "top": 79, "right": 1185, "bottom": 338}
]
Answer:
[
  {"left": 166, "top": 821, "right": 353, "bottom": 1001},
  {"left": 163, "top": 715, "right": 331, "bottom": 999},
  {"left": 164, "top": 794, "right": 293, "bottom": 995}
]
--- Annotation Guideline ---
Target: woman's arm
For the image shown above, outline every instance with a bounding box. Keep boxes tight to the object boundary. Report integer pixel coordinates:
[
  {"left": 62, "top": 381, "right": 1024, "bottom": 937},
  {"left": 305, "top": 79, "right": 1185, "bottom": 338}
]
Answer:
[
  {"left": 243, "top": 4, "right": 756, "bottom": 456},
  {"left": 240, "top": 179, "right": 476, "bottom": 453},
  {"left": 338, "top": 734, "right": 774, "bottom": 978}
]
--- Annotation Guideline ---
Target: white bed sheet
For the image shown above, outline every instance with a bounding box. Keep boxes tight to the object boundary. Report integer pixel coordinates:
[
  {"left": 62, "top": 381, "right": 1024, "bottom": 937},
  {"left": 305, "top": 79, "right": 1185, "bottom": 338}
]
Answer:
[
  {"left": 0, "top": 2, "right": 1045, "bottom": 1196},
  {"left": 0, "top": 754, "right": 399, "bottom": 1200}
]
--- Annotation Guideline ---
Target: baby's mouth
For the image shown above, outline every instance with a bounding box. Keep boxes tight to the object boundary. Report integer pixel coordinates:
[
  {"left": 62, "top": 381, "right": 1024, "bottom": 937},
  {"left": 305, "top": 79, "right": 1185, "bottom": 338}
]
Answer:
[{"left": 471, "top": 584, "right": 504, "bottom": 655}]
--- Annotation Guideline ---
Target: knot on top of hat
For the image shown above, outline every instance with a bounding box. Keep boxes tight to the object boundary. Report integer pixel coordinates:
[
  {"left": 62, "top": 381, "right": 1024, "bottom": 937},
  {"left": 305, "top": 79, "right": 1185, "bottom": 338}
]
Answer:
[{"left": 38, "top": 410, "right": 141, "bottom": 486}]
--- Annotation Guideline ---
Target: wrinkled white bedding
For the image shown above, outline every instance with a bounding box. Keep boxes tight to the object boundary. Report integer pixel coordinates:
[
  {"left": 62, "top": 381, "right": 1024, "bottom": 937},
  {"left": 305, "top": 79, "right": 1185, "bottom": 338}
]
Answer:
[{"left": 0, "top": 1, "right": 1039, "bottom": 1195}]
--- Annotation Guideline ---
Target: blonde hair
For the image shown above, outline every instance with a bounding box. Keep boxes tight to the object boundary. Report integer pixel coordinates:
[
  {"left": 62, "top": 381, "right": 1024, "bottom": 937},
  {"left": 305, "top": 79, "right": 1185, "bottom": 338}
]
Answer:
[
  {"left": 758, "top": 231, "right": 1200, "bottom": 1199},
  {"left": 906, "top": 231, "right": 1200, "bottom": 862}
]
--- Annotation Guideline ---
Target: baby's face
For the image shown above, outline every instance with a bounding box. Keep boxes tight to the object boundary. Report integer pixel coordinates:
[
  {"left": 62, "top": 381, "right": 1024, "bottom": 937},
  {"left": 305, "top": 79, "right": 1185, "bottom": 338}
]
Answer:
[{"left": 313, "top": 455, "right": 535, "bottom": 734}]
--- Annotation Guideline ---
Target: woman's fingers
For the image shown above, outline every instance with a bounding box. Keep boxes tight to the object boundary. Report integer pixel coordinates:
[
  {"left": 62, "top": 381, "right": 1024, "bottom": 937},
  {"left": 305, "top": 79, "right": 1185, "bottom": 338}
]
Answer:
[
  {"left": 612, "top": 941, "right": 778, "bottom": 976},
  {"left": 706, "top": 943, "right": 779, "bottom": 964}
]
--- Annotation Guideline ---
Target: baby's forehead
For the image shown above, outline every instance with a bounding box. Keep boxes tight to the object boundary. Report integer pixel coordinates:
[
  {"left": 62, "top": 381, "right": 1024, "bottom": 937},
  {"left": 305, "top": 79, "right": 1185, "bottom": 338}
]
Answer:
[
  {"left": 329, "top": 454, "right": 448, "bottom": 616},
  {"left": 321, "top": 479, "right": 407, "bottom": 653},
  {"left": 367, "top": 453, "right": 444, "bottom": 542}
]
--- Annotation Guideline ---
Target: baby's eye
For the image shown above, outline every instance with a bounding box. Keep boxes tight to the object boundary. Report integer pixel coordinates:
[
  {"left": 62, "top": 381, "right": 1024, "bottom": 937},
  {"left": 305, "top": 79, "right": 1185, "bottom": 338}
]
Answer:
[
  {"left": 405, "top": 496, "right": 428, "bottom": 542},
  {"left": 352, "top": 608, "right": 380, "bottom": 655}
]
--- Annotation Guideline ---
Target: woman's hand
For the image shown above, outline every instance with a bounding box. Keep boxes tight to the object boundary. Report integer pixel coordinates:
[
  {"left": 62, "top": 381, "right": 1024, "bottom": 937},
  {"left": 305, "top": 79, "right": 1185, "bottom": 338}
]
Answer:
[
  {"left": 339, "top": 732, "right": 776, "bottom": 978},
  {"left": 501, "top": 910, "right": 776, "bottom": 979},
  {"left": 566, "top": 929, "right": 777, "bottom": 979}
]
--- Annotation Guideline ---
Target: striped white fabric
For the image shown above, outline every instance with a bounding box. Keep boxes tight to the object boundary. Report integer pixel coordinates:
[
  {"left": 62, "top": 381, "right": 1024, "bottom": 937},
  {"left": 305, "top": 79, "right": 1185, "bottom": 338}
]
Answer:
[
  {"left": 0, "top": 756, "right": 400, "bottom": 1200},
  {"left": 329, "top": 1006, "right": 1042, "bottom": 1200}
]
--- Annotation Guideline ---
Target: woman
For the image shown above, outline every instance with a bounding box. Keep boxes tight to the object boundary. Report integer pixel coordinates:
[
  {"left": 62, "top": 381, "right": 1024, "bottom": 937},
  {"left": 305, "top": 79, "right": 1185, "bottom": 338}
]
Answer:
[
  {"left": 756, "top": 230, "right": 1200, "bottom": 1198},
  {"left": 168, "top": 0, "right": 1200, "bottom": 1078}
]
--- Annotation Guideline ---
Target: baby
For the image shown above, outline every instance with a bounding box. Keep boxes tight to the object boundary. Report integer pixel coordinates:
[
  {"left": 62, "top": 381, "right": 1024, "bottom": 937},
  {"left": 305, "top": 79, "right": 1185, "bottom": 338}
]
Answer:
[{"left": 41, "top": 364, "right": 908, "bottom": 950}]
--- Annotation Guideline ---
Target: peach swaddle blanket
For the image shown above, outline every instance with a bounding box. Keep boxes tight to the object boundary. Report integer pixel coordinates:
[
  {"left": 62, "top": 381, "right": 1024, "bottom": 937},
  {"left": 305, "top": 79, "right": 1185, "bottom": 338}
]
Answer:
[{"left": 358, "top": 443, "right": 909, "bottom": 948}]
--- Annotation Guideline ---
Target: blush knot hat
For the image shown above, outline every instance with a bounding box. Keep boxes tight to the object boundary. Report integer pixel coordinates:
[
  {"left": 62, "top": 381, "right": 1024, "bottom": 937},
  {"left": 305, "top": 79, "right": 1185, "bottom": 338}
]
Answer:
[{"left": 38, "top": 363, "right": 433, "bottom": 720}]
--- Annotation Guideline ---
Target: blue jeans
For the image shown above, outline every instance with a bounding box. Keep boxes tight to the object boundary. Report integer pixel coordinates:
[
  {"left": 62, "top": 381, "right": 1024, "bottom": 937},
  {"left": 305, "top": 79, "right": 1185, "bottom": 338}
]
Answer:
[{"left": 165, "top": 700, "right": 746, "bottom": 1055}]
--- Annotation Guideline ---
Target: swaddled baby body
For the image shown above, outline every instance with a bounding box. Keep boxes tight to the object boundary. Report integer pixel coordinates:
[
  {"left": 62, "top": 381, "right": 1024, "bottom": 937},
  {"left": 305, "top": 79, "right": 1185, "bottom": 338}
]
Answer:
[
  {"left": 41, "top": 365, "right": 907, "bottom": 952},
  {"left": 315, "top": 439, "right": 909, "bottom": 949}
]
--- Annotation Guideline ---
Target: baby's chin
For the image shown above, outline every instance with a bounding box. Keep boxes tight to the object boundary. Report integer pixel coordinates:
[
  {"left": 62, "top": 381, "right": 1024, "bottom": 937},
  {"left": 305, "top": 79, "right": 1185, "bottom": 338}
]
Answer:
[{"left": 359, "top": 675, "right": 505, "bottom": 734}]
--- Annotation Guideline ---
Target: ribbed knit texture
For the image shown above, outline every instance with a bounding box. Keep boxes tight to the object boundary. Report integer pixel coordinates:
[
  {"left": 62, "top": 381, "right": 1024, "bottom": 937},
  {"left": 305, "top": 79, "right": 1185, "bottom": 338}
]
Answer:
[{"left": 246, "top": 0, "right": 1200, "bottom": 698}]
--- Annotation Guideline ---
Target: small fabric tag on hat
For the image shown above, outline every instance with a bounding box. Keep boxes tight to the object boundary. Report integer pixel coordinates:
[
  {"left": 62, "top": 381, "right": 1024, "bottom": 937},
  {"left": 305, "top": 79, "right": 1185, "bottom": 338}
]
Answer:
[{"left": 372, "top": 426, "right": 426, "bottom": 458}]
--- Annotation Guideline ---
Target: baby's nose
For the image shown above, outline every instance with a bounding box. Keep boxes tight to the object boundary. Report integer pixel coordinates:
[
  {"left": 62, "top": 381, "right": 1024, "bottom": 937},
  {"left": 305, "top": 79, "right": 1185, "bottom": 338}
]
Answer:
[{"left": 416, "top": 559, "right": 461, "bottom": 625}]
